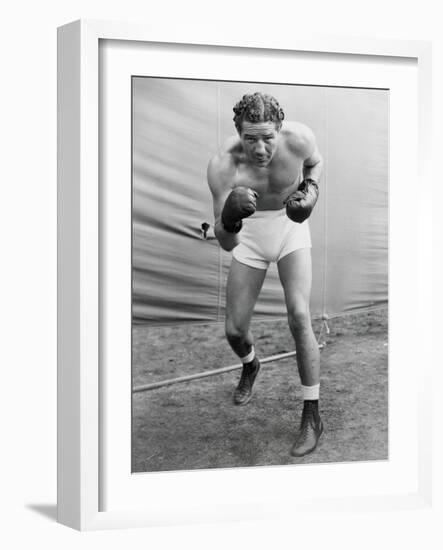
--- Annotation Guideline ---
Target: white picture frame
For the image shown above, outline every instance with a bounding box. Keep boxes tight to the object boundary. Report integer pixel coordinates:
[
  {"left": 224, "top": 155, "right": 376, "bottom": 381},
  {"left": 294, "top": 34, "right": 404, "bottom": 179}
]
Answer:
[{"left": 57, "top": 19, "right": 433, "bottom": 531}]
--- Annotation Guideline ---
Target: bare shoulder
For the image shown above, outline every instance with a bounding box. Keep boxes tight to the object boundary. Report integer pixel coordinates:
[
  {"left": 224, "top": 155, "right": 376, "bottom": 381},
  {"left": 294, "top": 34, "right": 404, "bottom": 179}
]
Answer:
[
  {"left": 281, "top": 121, "right": 316, "bottom": 158},
  {"left": 207, "top": 136, "right": 240, "bottom": 186}
]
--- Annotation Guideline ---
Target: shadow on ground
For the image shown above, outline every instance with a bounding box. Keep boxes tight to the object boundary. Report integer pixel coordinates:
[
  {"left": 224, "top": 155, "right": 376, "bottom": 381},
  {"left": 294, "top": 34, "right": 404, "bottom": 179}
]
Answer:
[{"left": 26, "top": 504, "right": 57, "bottom": 522}]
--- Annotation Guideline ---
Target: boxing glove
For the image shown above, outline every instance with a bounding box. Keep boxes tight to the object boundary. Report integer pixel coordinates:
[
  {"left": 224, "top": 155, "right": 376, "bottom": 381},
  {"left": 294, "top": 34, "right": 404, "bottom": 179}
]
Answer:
[
  {"left": 221, "top": 186, "right": 258, "bottom": 233},
  {"left": 285, "top": 179, "right": 319, "bottom": 223}
]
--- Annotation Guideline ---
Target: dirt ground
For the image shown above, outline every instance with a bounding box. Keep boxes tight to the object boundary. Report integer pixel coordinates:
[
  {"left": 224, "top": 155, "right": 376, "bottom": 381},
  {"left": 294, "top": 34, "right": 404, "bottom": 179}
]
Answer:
[{"left": 132, "top": 308, "right": 388, "bottom": 473}]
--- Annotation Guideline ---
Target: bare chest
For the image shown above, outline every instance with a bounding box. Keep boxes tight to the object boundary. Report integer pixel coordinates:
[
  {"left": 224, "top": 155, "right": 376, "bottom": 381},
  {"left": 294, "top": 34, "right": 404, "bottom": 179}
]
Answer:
[{"left": 232, "top": 157, "right": 303, "bottom": 208}]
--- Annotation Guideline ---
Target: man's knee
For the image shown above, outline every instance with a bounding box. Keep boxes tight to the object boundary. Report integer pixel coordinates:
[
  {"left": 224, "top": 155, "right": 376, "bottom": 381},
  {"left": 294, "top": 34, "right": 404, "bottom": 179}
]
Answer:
[
  {"left": 287, "top": 303, "right": 311, "bottom": 333},
  {"left": 225, "top": 318, "right": 248, "bottom": 343}
]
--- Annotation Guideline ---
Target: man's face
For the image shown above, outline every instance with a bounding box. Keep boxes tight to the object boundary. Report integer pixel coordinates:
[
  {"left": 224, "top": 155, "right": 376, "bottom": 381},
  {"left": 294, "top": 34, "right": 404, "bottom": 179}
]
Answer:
[{"left": 240, "top": 121, "right": 280, "bottom": 167}]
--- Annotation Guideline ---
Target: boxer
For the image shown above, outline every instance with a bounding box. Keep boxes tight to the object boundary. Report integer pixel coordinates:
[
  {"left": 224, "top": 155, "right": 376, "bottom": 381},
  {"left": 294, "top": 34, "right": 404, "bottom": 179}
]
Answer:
[{"left": 207, "top": 92, "right": 324, "bottom": 457}]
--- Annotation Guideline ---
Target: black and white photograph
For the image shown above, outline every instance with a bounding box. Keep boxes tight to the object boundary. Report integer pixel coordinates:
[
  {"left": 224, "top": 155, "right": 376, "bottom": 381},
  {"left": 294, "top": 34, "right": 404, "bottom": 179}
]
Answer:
[
  {"left": 3, "top": 0, "right": 439, "bottom": 542},
  {"left": 131, "top": 77, "right": 389, "bottom": 473}
]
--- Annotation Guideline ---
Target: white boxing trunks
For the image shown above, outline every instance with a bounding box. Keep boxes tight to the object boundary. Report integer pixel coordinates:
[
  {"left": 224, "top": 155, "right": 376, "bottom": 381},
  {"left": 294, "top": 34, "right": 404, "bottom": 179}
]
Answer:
[{"left": 232, "top": 208, "right": 312, "bottom": 270}]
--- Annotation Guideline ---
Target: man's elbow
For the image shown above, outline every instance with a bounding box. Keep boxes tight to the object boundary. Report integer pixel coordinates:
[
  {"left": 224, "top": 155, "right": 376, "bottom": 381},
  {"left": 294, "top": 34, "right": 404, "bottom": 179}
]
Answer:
[
  {"left": 311, "top": 155, "right": 324, "bottom": 178},
  {"left": 311, "top": 153, "right": 323, "bottom": 169}
]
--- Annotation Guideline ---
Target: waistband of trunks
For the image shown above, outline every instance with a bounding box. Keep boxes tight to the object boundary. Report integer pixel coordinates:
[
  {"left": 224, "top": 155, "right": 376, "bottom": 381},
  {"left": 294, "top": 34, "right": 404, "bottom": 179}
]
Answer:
[{"left": 248, "top": 207, "right": 286, "bottom": 219}]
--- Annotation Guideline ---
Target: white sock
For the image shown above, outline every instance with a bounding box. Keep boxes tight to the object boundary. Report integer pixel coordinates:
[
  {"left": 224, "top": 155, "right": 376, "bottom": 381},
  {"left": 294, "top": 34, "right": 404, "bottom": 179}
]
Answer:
[
  {"left": 240, "top": 346, "right": 255, "bottom": 364},
  {"left": 301, "top": 383, "right": 320, "bottom": 401}
]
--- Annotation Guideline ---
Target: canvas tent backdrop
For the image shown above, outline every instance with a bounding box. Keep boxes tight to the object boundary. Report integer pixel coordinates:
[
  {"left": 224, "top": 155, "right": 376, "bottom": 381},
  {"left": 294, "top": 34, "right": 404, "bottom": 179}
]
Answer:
[{"left": 132, "top": 78, "right": 388, "bottom": 326}]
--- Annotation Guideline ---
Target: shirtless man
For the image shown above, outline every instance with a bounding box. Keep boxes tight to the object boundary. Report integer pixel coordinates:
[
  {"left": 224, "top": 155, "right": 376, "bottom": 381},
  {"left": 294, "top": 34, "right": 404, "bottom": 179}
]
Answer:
[{"left": 207, "top": 92, "right": 324, "bottom": 457}]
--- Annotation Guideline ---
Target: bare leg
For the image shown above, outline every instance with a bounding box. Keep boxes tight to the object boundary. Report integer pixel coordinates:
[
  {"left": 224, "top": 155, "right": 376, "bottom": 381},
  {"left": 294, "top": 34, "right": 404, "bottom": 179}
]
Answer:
[
  {"left": 277, "top": 248, "right": 320, "bottom": 386},
  {"left": 278, "top": 248, "right": 323, "bottom": 456},
  {"left": 225, "top": 258, "right": 267, "bottom": 358},
  {"left": 225, "top": 258, "right": 267, "bottom": 405}
]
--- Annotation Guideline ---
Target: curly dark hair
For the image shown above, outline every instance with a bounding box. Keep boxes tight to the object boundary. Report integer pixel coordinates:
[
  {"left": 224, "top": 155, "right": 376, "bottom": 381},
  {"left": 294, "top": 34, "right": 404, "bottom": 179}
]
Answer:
[{"left": 233, "top": 92, "right": 285, "bottom": 133}]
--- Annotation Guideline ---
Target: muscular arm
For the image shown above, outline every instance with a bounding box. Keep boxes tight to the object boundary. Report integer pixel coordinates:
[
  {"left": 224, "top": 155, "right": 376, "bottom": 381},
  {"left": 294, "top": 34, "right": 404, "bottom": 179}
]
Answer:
[
  {"left": 207, "top": 155, "right": 240, "bottom": 252},
  {"left": 303, "top": 145, "right": 323, "bottom": 183},
  {"left": 286, "top": 122, "right": 324, "bottom": 184},
  {"left": 284, "top": 123, "right": 323, "bottom": 223}
]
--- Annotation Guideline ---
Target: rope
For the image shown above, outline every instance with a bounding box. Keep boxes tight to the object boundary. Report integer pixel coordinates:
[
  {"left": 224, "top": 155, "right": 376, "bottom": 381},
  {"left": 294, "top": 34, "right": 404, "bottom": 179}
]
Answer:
[{"left": 133, "top": 345, "right": 324, "bottom": 394}]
